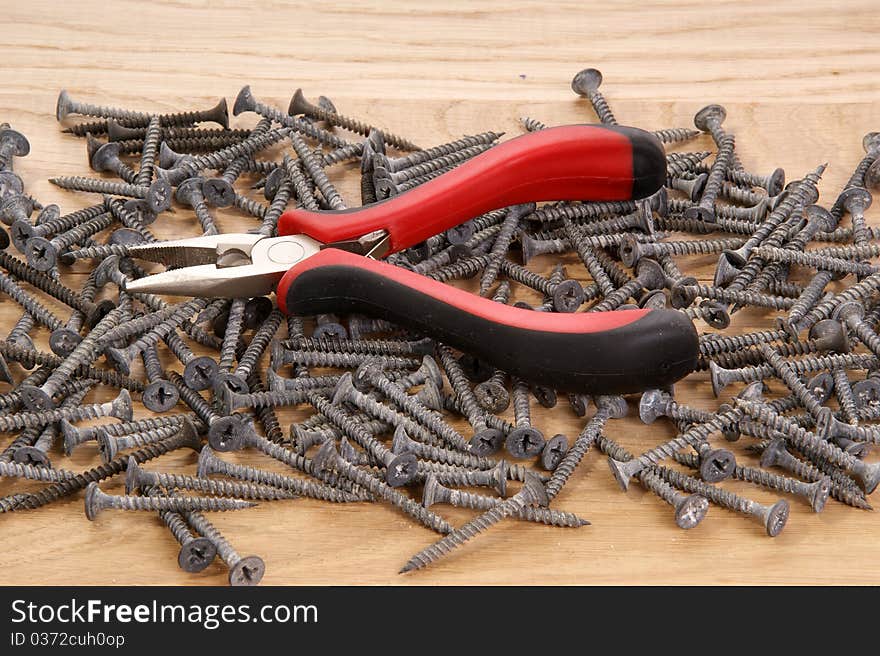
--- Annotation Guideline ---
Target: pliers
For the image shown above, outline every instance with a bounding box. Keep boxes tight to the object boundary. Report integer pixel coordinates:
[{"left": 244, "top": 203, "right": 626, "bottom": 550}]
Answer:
[{"left": 125, "top": 124, "right": 698, "bottom": 393}]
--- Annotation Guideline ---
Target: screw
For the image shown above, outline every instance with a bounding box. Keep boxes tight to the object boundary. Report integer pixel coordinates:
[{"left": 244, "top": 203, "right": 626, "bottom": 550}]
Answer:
[
  {"left": 0, "top": 126, "right": 30, "bottom": 170},
  {"left": 834, "top": 300, "right": 880, "bottom": 358},
  {"left": 289, "top": 88, "right": 420, "bottom": 151},
  {"left": 570, "top": 68, "right": 618, "bottom": 125},
  {"left": 157, "top": 508, "right": 218, "bottom": 573},
  {"left": 401, "top": 471, "right": 548, "bottom": 573},
  {"left": 505, "top": 378, "right": 546, "bottom": 458}
]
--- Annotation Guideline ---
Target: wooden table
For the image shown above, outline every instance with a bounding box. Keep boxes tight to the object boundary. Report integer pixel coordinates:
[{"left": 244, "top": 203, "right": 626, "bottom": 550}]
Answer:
[{"left": 0, "top": 1, "right": 878, "bottom": 585}]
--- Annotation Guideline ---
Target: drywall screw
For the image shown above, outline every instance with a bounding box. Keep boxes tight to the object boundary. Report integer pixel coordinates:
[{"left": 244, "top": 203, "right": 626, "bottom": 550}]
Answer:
[
  {"left": 783, "top": 270, "right": 835, "bottom": 334},
  {"left": 49, "top": 175, "right": 171, "bottom": 213},
  {"left": 281, "top": 335, "right": 433, "bottom": 358},
  {"left": 400, "top": 472, "right": 548, "bottom": 572},
  {"left": 718, "top": 181, "right": 766, "bottom": 206},
  {"left": 287, "top": 132, "right": 346, "bottom": 210},
  {"left": 95, "top": 423, "right": 187, "bottom": 462},
  {"left": 758, "top": 343, "right": 827, "bottom": 421},
  {"left": 0, "top": 126, "right": 30, "bottom": 170},
  {"left": 669, "top": 173, "right": 708, "bottom": 201},
  {"left": 656, "top": 466, "right": 789, "bottom": 536},
  {"left": 56, "top": 91, "right": 228, "bottom": 127},
  {"left": 435, "top": 345, "right": 503, "bottom": 454},
  {"left": 666, "top": 151, "right": 713, "bottom": 177},
  {"left": 174, "top": 177, "right": 220, "bottom": 235},
  {"left": 749, "top": 245, "right": 876, "bottom": 278},
  {"left": 381, "top": 132, "right": 502, "bottom": 173},
  {"left": 197, "top": 446, "right": 367, "bottom": 503},
  {"left": 157, "top": 508, "right": 218, "bottom": 573},
  {"left": 216, "top": 298, "right": 246, "bottom": 375},
  {"left": 541, "top": 434, "right": 569, "bottom": 471},
  {"left": 735, "top": 399, "right": 880, "bottom": 492},
  {"left": 272, "top": 346, "right": 417, "bottom": 371},
  {"left": 280, "top": 154, "right": 320, "bottom": 211},
  {"left": 505, "top": 377, "right": 546, "bottom": 458},
  {"left": 815, "top": 406, "right": 880, "bottom": 444},
  {"left": 831, "top": 367, "right": 860, "bottom": 425},
  {"left": 421, "top": 474, "right": 587, "bottom": 528},
  {"left": 693, "top": 104, "right": 742, "bottom": 167},
  {"left": 545, "top": 395, "right": 627, "bottom": 501},
  {"left": 390, "top": 425, "right": 491, "bottom": 471},
  {"left": 312, "top": 440, "right": 452, "bottom": 535},
  {"left": 125, "top": 458, "right": 295, "bottom": 501},
  {"left": 184, "top": 510, "right": 266, "bottom": 586},
  {"left": 571, "top": 68, "right": 618, "bottom": 125},
  {"left": 104, "top": 196, "right": 157, "bottom": 242},
  {"left": 479, "top": 203, "right": 533, "bottom": 296},
  {"left": 619, "top": 236, "right": 746, "bottom": 268},
  {"left": 233, "top": 309, "right": 283, "bottom": 383},
  {"left": 563, "top": 220, "right": 616, "bottom": 297},
  {"left": 289, "top": 88, "right": 420, "bottom": 151},
  {"left": 375, "top": 143, "right": 491, "bottom": 186},
  {"left": 84, "top": 482, "right": 256, "bottom": 520}
]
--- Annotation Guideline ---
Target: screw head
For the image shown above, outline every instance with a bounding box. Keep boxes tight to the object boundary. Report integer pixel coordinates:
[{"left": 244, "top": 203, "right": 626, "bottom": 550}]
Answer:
[
  {"left": 9, "top": 219, "right": 34, "bottom": 253},
  {"left": 521, "top": 472, "right": 550, "bottom": 508},
  {"left": 570, "top": 68, "right": 603, "bottom": 95},
  {"left": 311, "top": 439, "right": 339, "bottom": 473},
  {"left": 103, "top": 347, "right": 132, "bottom": 376},
  {"left": 505, "top": 427, "right": 546, "bottom": 459},
  {"left": 763, "top": 499, "right": 790, "bottom": 537},
  {"left": 89, "top": 142, "right": 121, "bottom": 173},
  {"left": 838, "top": 185, "right": 873, "bottom": 213},
  {"left": 445, "top": 222, "right": 475, "bottom": 245},
  {"left": 852, "top": 378, "right": 880, "bottom": 408},
  {"left": 312, "top": 321, "right": 348, "bottom": 340},
  {"left": 175, "top": 177, "right": 204, "bottom": 207},
  {"left": 243, "top": 296, "right": 273, "bottom": 329},
  {"left": 759, "top": 438, "right": 787, "bottom": 469},
  {"left": 675, "top": 494, "right": 709, "bottom": 530},
  {"left": 112, "top": 388, "right": 134, "bottom": 421},
  {"left": 179, "top": 418, "right": 204, "bottom": 453},
  {"left": 202, "top": 177, "right": 235, "bottom": 208},
  {"left": 863, "top": 131, "right": 880, "bottom": 153},
  {"left": 386, "top": 453, "right": 418, "bottom": 487},
  {"left": 552, "top": 279, "right": 585, "bottom": 312},
  {"left": 287, "top": 88, "right": 312, "bottom": 116},
  {"left": 832, "top": 300, "right": 864, "bottom": 323},
  {"left": 147, "top": 179, "right": 172, "bottom": 214},
  {"left": 83, "top": 482, "right": 105, "bottom": 521},
  {"left": 808, "top": 319, "right": 849, "bottom": 354},
  {"left": 48, "top": 328, "right": 83, "bottom": 357},
  {"left": 531, "top": 384, "right": 558, "bottom": 409},
  {"left": 638, "top": 289, "right": 668, "bottom": 309},
  {"left": 638, "top": 389, "right": 667, "bottom": 424},
  {"left": 196, "top": 445, "right": 221, "bottom": 478},
  {"left": 635, "top": 258, "right": 667, "bottom": 291},
  {"left": 178, "top": 537, "right": 218, "bottom": 573},
  {"left": 85, "top": 300, "right": 116, "bottom": 329},
  {"left": 699, "top": 448, "right": 736, "bottom": 483},
  {"left": 682, "top": 204, "right": 715, "bottom": 224},
  {"left": 693, "top": 104, "right": 727, "bottom": 131},
  {"left": 857, "top": 461, "right": 880, "bottom": 494},
  {"left": 0, "top": 171, "right": 24, "bottom": 199},
  {"left": 232, "top": 85, "right": 256, "bottom": 116},
  {"left": 106, "top": 227, "right": 146, "bottom": 247},
  {"left": 669, "top": 276, "right": 697, "bottom": 309},
  {"left": 18, "top": 385, "right": 55, "bottom": 411},
  {"left": 208, "top": 415, "right": 251, "bottom": 452},
  {"left": 229, "top": 555, "right": 265, "bottom": 586},
  {"left": 866, "top": 158, "right": 880, "bottom": 191},
  {"left": 142, "top": 379, "right": 180, "bottom": 413},
  {"left": 421, "top": 474, "right": 445, "bottom": 508},
  {"left": 809, "top": 477, "right": 832, "bottom": 513},
  {"left": 25, "top": 236, "right": 58, "bottom": 272},
  {"left": 55, "top": 90, "right": 73, "bottom": 121},
  {"left": 700, "top": 300, "right": 730, "bottom": 330},
  {"left": 541, "top": 434, "right": 568, "bottom": 471},
  {"left": 804, "top": 204, "right": 837, "bottom": 233},
  {"left": 618, "top": 233, "right": 641, "bottom": 268},
  {"left": 469, "top": 428, "right": 504, "bottom": 456}
]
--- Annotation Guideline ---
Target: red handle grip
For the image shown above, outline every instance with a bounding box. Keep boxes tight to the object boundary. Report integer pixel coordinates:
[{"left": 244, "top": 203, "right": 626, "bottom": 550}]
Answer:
[
  {"left": 276, "top": 249, "right": 698, "bottom": 393},
  {"left": 278, "top": 124, "right": 666, "bottom": 253}
]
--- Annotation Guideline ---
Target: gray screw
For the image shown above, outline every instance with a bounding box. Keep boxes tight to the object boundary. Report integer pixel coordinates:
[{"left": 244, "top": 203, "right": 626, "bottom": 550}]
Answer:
[
  {"left": 570, "top": 68, "right": 618, "bottom": 125},
  {"left": 157, "top": 508, "right": 218, "bottom": 573},
  {"left": 84, "top": 482, "right": 256, "bottom": 520}
]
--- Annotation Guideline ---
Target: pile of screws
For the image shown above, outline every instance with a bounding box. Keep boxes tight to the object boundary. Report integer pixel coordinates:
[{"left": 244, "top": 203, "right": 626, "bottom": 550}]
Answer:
[{"left": 0, "top": 69, "right": 879, "bottom": 584}]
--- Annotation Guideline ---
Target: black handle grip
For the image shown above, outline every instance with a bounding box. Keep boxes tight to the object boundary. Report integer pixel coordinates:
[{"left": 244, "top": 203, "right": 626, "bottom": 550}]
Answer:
[{"left": 277, "top": 250, "right": 698, "bottom": 393}]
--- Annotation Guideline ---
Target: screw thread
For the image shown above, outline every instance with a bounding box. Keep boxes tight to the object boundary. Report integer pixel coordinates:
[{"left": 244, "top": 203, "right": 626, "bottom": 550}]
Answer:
[
  {"left": 49, "top": 175, "right": 150, "bottom": 198},
  {"left": 183, "top": 511, "right": 238, "bottom": 566},
  {"left": 545, "top": 407, "right": 613, "bottom": 500},
  {"left": 653, "top": 127, "right": 700, "bottom": 143},
  {"left": 102, "top": 491, "right": 254, "bottom": 513}
]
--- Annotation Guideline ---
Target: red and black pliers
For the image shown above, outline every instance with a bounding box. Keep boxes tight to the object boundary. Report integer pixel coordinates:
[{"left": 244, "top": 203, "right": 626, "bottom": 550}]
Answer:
[{"left": 125, "top": 125, "right": 698, "bottom": 393}]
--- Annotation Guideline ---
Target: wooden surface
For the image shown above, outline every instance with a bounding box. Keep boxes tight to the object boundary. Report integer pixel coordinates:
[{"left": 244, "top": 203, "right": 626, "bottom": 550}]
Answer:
[{"left": 0, "top": 1, "right": 879, "bottom": 585}]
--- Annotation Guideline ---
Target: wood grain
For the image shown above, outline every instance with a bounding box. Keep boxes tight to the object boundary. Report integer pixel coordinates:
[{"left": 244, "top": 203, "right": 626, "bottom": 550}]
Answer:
[{"left": 0, "top": 1, "right": 878, "bottom": 585}]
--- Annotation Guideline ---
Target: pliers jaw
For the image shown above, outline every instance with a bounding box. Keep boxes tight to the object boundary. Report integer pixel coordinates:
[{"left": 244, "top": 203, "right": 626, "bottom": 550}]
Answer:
[{"left": 124, "top": 233, "right": 322, "bottom": 298}]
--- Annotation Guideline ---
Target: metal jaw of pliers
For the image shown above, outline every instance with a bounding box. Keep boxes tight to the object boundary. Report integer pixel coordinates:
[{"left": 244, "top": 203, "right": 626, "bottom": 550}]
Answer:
[{"left": 124, "top": 230, "right": 389, "bottom": 298}]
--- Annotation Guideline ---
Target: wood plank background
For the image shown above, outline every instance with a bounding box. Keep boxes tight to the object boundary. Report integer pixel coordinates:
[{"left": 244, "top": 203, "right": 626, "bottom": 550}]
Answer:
[{"left": 0, "top": 0, "right": 878, "bottom": 585}]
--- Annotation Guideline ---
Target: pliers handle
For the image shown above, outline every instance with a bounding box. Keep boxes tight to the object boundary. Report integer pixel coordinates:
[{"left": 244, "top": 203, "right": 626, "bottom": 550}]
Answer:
[{"left": 127, "top": 124, "right": 698, "bottom": 392}]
